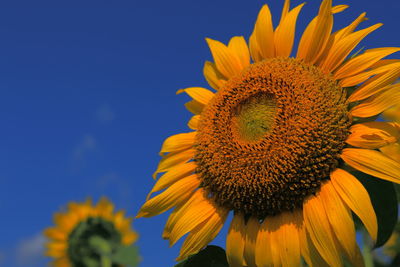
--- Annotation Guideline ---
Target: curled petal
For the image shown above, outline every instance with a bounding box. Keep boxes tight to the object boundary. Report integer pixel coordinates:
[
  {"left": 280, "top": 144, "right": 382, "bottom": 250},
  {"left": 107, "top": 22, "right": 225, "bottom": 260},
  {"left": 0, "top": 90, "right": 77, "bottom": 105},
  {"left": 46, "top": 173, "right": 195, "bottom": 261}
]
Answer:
[{"left": 346, "top": 121, "right": 399, "bottom": 148}]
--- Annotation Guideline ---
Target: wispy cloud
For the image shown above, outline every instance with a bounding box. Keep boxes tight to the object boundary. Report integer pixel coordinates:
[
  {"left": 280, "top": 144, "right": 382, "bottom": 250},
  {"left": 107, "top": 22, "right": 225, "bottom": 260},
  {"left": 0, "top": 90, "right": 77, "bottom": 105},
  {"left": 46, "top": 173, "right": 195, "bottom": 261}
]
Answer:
[
  {"left": 15, "top": 233, "right": 45, "bottom": 266},
  {"left": 96, "top": 173, "right": 132, "bottom": 203},
  {"left": 73, "top": 134, "right": 96, "bottom": 162},
  {"left": 96, "top": 104, "right": 115, "bottom": 123}
]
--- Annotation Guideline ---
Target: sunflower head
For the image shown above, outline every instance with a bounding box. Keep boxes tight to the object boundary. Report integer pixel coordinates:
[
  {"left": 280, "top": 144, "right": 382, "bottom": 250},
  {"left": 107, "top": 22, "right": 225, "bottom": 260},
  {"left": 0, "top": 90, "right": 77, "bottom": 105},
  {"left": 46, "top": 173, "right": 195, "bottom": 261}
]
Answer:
[
  {"left": 139, "top": 0, "right": 400, "bottom": 266},
  {"left": 196, "top": 57, "right": 351, "bottom": 218},
  {"left": 44, "top": 197, "right": 138, "bottom": 267}
]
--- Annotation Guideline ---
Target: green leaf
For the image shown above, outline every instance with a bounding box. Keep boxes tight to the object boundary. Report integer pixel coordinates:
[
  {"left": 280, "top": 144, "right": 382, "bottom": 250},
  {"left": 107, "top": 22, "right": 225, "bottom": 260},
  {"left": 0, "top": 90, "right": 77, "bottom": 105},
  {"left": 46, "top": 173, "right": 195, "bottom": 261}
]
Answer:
[
  {"left": 353, "top": 171, "right": 398, "bottom": 248},
  {"left": 111, "top": 245, "right": 140, "bottom": 267},
  {"left": 174, "top": 245, "right": 229, "bottom": 267},
  {"left": 88, "top": 236, "right": 112, "bottom": 255}
]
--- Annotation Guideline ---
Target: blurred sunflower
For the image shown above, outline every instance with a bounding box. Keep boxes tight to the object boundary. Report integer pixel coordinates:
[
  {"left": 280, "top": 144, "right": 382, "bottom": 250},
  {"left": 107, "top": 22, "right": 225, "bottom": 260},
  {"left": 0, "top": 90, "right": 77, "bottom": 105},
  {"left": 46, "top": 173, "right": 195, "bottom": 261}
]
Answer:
[
  {"left": 44, "top": 197, "right": 138, "bottom": 267},
  {"left": 138, "top": 0, "right": 400, "bottom": 266}
]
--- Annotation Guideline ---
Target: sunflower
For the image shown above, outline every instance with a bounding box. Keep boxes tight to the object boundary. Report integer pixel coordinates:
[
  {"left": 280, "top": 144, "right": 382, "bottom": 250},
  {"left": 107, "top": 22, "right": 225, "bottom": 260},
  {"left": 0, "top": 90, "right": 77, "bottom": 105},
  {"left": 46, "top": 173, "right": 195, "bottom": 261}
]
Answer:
[
  {"left": 44, "top": 197, "right": 138, "bottom": 267},
  {"left": 138, "top": 0, "right": 400, "bottom": 266}
]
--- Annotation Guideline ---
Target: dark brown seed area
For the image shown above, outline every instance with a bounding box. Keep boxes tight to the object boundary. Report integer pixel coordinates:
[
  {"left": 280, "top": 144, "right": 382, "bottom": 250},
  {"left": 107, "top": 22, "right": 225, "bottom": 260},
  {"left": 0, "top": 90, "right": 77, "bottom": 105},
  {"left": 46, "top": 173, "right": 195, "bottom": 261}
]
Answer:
[{"left": 195, "top": 57, "right": 350, "bottom": 218}]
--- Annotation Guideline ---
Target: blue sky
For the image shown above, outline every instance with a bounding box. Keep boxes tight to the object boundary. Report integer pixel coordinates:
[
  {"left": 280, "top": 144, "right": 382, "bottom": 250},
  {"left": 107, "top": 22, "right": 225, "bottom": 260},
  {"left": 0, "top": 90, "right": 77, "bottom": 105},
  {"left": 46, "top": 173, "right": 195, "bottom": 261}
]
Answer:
[{"left": 0, "top": 0, "right": 399, "bottom": 266}]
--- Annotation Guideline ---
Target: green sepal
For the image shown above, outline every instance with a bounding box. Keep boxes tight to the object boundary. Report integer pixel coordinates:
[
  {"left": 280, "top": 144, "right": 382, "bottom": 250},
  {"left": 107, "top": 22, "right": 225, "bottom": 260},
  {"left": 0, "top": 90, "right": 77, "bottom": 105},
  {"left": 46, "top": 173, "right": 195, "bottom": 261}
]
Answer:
[
  {"left": 174, "top": 245, "right": 229, "bottom": 267},
  {"left": 353, "top": 171, "right": 398, "bottom": 248},
  {"left": 111, "top": 245, "right": 140, "bottom": 267},
  {"left": 88, "top": 237, "right": 140, "bottom": 267}
]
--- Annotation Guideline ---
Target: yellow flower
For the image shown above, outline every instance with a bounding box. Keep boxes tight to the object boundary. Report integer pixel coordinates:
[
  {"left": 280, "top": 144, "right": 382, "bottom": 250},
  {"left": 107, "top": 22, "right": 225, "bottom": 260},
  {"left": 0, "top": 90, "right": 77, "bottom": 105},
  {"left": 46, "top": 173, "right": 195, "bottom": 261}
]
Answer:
[
  {"left": 44, "top": 197, "right": 138, "bottom": 267},
  {"left": 138, "top": 0, "right": 400, "bottom": 266}
]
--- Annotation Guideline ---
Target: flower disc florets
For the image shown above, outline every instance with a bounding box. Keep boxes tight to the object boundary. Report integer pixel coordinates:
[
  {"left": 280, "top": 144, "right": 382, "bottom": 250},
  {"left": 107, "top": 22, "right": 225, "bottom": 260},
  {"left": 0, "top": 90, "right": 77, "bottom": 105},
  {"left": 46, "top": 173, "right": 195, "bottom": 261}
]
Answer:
[{"left": 195, "top": 57, "right": 351, "bottom": 218}]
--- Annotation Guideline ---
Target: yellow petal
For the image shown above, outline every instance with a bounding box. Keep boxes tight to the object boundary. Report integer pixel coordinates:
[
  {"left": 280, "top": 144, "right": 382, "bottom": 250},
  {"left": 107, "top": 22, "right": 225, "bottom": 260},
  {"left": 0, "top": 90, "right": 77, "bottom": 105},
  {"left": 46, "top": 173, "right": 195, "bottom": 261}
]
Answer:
[
  {"left": 177, "top": 206, "right": 228, "bottom": 261},
  {"left": 348, "top": 65, "right": 400, "bottom": 102},
  {"left": 46, "top": 241, "right": 67, "bottom": 252},
  {"left": 255, "top": 220, "right": 274, "bottom": 267},
  {"left": 335, "top": 47, "right": 400, "bottom": 80},
  {"left": 249, "top": 33, "right": 262, "bottom": 62},
  {"left": 226, "top": 214, "right": 246, "bottom": 267},
  {"left": 206, "top": 38, "right": 243, "bottom": 78},
  {"left": 159, "top": 132, "right": 196, "bottom": 155},
  {"left": 153, "top": 149, "right": 195, "bottom": 177},
  {"left": 251, "top": 5, "right": 275, "bottom": 60},
  {"left": 350, "top": 246, "right": 366, "bottom": 267},
  {"left": 380, "top": 142, "right": 400, "bottom": 162},
  {"left": 121, "top": 230, "right": 138, "bottom": 245},
  {"left": 319, "top": 181, "right": 359, "bottom": 265},
  {"left": 266, "top": 216, "right": 283, "bottom": 267},
  {"left": 341, "top": 148, "right": 400, "bottom": 184},
  {"left": 346, "top": 121, "right": 399, "bottom": 148},
  {"left": 68, "top": 202, "right": 91, "bottom": 220},
  {"left": 117, "top": 218, "right": 133, "bottom": 234},
  {"left": 303, "top": 192, "right": 342, "bottom": 267},
  {"left": 330, "top": 168, "right": 377, "bottom": 241},
  {"left": 276, "top": 211, "right": 302, "bottom": 267},
  {"left": 112, "top": 210, "right": 126, "bottom": 228},
  {"left": 45, "top": 247, "right": 67, "bottom": 258},
  {"left": 383, "top": 104, "right": 400, "bottom": 122},
  {"left": 168, "top": 191, "right": 217, "bottom": 246},
  {"left": 299, "top": 222, "right": 330, "bottom": 267},
  {"left": 184, "top": 99, "right": 204, "bottom": 114},
  {"left": 137, "top": 174, "right": 200, "bottom": 218},
  {"left": 177, "top": 87, "right": 214, "bottom": 106},
  {"left": 163, "top": 189, "right": 205, "bottom": 239},
  {"left": 188, "top": 115, "right": 200, "bottom": 130},
  {"left": 334, "top": 13, "right": 367, "bottom": 42},
  {"left": 95, "top": 197, "right": 114, "bottom": 218},
  {"left": 243, "top": 217, "right": 260, "bottom": 267},
  {"left": 203, "top": 61, "right": 226, "bottom": 90},
  {"left": 274, "top": 3, "right": 305, "bottom": 57},
  {"left": 315, "top": 12, "right": 366, "bottom": 67},
  {"left": 52, "top": 257, "right": 70, "bottom": 267},
  {"left": 321, "top": 23, "right": 382, "bottom": 73},
  {"left": 297, "top": 0, "right": 333, "bottom": 64},
  {"left": 279, "top": 0, "right": 290, "bottom": 24},
  {"left": 53, "top": 213, "right": 78, "bottom": 233},
  {"left": 297, "top": 17, "right": 317, "bottom": 60},
  {"left": 44, "top": 227, "right": 67, "bottom": 241},
  {"left": 350, "top": 84, "right": 400, "bottom": 117},
  {"left": 331, "top": 5, "right": 349, "bottom": 14},
  {"left": 228, "top": 36, "right": 250, "bottom": 70},
  {"left": 340, "top": 61, "right": 400, "bottom": 88},
  {"left": 149, "top": 161, "right": 196, "bottom": 196},
  {"left": 371, "top": 59, "right": 400, "bottom": 69}
]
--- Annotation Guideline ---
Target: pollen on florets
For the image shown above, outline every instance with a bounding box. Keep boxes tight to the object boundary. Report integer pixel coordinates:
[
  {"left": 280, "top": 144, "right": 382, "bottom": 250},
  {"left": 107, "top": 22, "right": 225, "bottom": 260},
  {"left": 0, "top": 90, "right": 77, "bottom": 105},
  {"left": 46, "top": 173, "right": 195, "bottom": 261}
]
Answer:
[{"left": 195, "top": 57, "right": 350, "bottom": 218}]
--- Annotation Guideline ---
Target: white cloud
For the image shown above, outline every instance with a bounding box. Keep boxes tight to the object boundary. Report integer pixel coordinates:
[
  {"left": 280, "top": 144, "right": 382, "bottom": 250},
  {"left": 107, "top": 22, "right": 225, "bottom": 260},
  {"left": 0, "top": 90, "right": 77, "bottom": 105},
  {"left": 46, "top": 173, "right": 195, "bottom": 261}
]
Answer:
[
  {"left": 96, "top": 104, "right": 115, "bottom": 123},
  {"left": 15, "top": 233, "right": 46, "bottom": 266},
  {"left": 73, "top": 134, "right": 96, "bottom": 161}
]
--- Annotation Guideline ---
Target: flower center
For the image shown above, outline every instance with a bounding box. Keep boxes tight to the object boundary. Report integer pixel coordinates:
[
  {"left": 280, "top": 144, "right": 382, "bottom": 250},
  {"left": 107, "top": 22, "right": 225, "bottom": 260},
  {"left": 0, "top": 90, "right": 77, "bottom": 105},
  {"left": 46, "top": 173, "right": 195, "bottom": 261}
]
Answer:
[
  {"left": 68, "top": 217, "right": 121, "bottom": 267},
  {"left": 231, "top": 93, "right": 276, "bottom": 142},
  {"left": 195, "top": 57, "right": 350, "bottom": 218}
]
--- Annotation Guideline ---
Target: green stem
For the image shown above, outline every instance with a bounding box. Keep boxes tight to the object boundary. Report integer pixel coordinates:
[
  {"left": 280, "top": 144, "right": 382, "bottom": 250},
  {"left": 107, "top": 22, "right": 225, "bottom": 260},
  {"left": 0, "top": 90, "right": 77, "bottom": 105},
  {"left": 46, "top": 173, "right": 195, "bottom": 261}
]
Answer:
[
  {"left": 362, "top": 230, "right": 374, "bottom": 267},
  {"left": 101, "top": 255, "right": 112, "bottom": 267}
]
